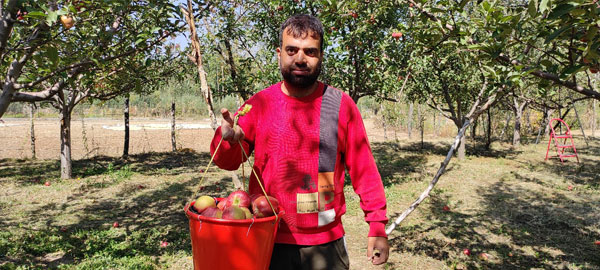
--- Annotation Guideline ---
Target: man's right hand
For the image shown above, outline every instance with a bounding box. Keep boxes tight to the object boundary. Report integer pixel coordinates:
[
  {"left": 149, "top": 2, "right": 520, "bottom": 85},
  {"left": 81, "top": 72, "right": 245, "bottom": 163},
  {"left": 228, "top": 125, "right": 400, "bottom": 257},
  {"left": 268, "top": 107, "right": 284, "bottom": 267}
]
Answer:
[{"left": 220, "top": 108, "right": 245, "bottom": 142}]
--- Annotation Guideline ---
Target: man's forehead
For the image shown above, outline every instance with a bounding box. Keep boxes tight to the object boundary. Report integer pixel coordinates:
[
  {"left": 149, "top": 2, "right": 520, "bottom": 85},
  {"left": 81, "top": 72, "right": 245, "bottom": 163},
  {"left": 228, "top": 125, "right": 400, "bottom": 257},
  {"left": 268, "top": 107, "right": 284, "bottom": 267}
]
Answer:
[{"left": 283, "top": 27, "right": 320, "bottom": 43}]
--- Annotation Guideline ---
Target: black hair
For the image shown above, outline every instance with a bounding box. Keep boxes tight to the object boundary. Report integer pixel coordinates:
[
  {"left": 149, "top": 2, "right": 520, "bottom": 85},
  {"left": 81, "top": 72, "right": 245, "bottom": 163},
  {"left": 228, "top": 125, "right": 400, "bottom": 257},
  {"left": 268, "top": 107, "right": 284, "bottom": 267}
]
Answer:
[{"left": 279, "top": 14, "right": 324, "bottom": 52}]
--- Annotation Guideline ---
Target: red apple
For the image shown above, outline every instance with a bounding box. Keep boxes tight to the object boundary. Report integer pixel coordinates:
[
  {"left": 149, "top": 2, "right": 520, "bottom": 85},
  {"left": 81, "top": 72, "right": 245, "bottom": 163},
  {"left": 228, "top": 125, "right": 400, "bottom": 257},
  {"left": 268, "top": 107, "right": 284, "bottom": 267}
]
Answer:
[
  {"left": 160, "top": 241, "right": 168, "bottom": 247},
  {"left": 392, "top": 32, "right": 403, "bottom": 39},
  {"left": 567, "top": 185, "right": 573, "bottom": 191},
  {"left": 591, "top": 68, "right": 599, "bottom": 73},
  {"left": 221, "top": 206, "right": 246, "bottom": 220},
  {"left": 60, "top": 226, "right": 67, "bottom": 232},
  {"left": 193, "top": 195, "right": 216, "bottom": 213},
  {"left": 277, "top": 5, "right": 283, "bottom": 11},
  {"left": 595, "top": 240, "right": 600, "bottom": 246},
  {"left": 463, "top": 249, "right": 471, "bottom": 256},
  {"left": 44, "top": 181, "right": 50, "bottom": 186},
  {"left": 201, "top": 206, "right": 223, "bottom": 219},
  {"left": 252, "top": 195, "right": 279, "bottom": 218},
  {"left": 226, "top": 190, "right": 251, "bottom": 208},
  {"left": 478, "top": 252, "right": 489, "bottom": 260},
  {"left": 113, "top": 222, "right": 119, "bottom": 228},
  {"left": 442, "top": 205, "right": 450, "bottom": 212}
]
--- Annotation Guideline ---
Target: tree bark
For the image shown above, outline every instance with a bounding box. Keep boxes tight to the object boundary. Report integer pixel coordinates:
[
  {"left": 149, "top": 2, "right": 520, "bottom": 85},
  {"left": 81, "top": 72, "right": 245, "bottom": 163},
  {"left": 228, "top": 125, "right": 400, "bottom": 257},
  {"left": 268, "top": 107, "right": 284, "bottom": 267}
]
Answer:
[
  {"left": 457, "top": 129, "right": 466, "bottom": 160},
  {"left": 60, "top": 104, "right": 72, "bottom": 179},
  {"left": 181, "top": 1, "right": 218, "bottom": 130},
  {"left": 500, "top": 113, "right": 512, "bottom": 140},
  {"left": 470, "top": 118, "right": 478, "bottom": 139},
  {"left": 171, "top": 101, "right": 176, "bottom": 151},
  {"left": 485, "top": 108, "right": 492, "bottom": 149},
  {"left": 512, "top": 97, "right": 527, "bottom": 147},
  {"left": 123, "top": 97, "right": 130, "bottom": 157},
  {"left": 593, "top": 99, "right": 597, "bottom": 137},
  {"left": 381, "top": 102, "right": 387, "bottom": 141},
  {"left": 408, "top": 102, "right": 413, "bottom": 139},
  {"left": 386, "top": 119, "right": 471, "bottom": 235},
  {"left": 29, "top": 104, "right": 36, "bottom": 159}
]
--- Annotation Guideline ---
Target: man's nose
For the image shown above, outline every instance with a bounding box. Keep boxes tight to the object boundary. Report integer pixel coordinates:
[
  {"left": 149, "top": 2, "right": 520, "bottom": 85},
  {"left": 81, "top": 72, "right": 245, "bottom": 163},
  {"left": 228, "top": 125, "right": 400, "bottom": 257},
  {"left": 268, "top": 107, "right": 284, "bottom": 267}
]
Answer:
[{"left": 294, "top": 50, "right": 307, "bottom": 65}]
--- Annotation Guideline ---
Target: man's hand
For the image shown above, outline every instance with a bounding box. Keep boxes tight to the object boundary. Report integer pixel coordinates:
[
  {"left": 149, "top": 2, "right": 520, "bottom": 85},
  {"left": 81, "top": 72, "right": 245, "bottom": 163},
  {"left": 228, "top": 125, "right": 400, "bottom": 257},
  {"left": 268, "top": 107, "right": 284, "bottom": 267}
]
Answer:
[
  {"left": 220, "top": 108, "right": 245, "bottom": 142},
  {"left": 367, "top": 236, "right": 389, "bottom": 265}
]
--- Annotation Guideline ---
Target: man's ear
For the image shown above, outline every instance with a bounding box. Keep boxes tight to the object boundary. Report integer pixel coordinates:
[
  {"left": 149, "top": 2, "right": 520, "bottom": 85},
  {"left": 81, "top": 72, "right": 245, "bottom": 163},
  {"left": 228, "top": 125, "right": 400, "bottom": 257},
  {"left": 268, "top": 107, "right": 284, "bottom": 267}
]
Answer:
[{"left": 276, "top": 47, "right": 281, "bottom": 64}]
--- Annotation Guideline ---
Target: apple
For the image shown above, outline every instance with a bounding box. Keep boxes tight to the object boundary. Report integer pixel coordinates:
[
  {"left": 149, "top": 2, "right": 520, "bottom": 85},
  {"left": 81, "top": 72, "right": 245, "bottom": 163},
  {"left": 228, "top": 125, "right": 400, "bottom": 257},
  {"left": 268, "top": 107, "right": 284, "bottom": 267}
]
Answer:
[
  {"left": 478, "top": 252, "right": 489, "bottom": 260},
  {"left": 193, "top": 195, "right": 216, "bottom": 213},
  {"left": 567, "top": 185, "right": 573, "bottom": 191},
  {"left": 226, "top": 190, "right": 251, "bottom": 208},
  {"left": 160, "top": 241, "right": 168, "bottom": 247},
  {"left": 60, "top": 15, "right": 74, "bottom": 30},
  {"left": 217, "top": 199, "right": 227, "bottom": 210},
  {"left": 463, "top": 249, "right": 471, "bottom": 256},
  {"left": 252, "top": 195, "right": 279, "bottom": 218},
  {"left": 221, "top": 206, "right": 246, "bottom": 220},
  {"left": 277, "top": 6, "right": 283, "bottom": 11},
  {"left": 201, "top": 206, "right": 223, "bottom": 218},
  {"left": 113, "top": 222, "right": 119, "bottom": 228},
  {"left": 44, "top": 181, "right": 50, "bottom": 186},
  {"left": 595, "top": 240, "right": 600, "bottom": 246},
  {"left": 60, "top": 226, "right": 67, "bottom": 232},
  {"left": 240, "top": 207, "right": 253, "bottom": 219},
  {"left": 392, "top": 32, "right": 403, "bottom": 40},
  {"left": 442, "top": 205, "right": 450, "bottom": 212}
]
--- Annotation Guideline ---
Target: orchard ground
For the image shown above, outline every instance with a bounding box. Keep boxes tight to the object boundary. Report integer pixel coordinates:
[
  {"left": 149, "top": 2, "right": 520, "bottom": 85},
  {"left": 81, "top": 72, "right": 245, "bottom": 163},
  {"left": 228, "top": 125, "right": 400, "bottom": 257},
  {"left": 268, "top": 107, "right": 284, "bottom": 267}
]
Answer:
[{"left": 1, "top": 117, "right": 599, "bottom": 269}]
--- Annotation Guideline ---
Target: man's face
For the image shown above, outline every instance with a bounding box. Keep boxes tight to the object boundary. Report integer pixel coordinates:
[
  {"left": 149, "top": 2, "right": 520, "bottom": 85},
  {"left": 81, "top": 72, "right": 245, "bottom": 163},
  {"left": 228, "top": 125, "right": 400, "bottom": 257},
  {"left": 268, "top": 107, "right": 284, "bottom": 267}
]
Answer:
[{"left": 277, "top": 27, "right": 322, "bottom": 89}]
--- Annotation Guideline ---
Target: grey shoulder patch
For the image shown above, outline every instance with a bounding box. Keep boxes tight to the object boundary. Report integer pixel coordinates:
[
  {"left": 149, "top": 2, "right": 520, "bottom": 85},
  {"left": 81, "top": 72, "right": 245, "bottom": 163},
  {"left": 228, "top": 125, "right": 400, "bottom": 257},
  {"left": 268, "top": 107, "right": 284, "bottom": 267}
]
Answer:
[{"left": 318, "top": 85, "right": 342, "bottom": 173}]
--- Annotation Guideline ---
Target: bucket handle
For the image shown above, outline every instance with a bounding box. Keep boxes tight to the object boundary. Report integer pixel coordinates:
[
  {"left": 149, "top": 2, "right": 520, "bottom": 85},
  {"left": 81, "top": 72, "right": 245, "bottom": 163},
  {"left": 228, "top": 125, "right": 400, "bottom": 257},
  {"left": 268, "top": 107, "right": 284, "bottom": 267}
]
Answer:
[{"left": 191, "top": 105, "right": 278, "bottom": 220}]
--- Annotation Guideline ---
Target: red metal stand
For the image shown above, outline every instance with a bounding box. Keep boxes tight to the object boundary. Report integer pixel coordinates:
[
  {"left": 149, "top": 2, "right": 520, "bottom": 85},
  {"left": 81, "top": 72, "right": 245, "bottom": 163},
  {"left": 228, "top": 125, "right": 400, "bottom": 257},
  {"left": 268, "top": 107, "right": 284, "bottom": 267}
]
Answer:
[{"left": 545, "top": 118, "right": 579, "bottom": 163}]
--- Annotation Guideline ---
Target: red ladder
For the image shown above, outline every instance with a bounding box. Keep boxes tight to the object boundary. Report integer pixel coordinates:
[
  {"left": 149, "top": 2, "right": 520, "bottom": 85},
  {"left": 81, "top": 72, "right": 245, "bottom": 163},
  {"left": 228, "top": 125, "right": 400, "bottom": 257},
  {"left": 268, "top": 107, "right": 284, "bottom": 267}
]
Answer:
[{"left": 545, "top": 118, "right": 579, "bottom": 163}]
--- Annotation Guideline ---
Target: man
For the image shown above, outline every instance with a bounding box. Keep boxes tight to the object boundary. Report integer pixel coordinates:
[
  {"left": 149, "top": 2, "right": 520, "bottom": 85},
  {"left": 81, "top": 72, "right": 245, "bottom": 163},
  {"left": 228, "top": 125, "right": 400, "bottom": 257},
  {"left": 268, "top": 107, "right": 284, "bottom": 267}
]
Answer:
[{"left": 210, "top": 14, "right": 389, "bottom": 269}]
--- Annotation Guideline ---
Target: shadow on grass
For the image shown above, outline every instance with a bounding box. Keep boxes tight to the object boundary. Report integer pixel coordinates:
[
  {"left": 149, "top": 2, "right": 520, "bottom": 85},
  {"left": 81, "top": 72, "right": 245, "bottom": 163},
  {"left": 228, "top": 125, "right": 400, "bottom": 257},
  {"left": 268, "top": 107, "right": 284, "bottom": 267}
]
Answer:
[
  {"left": 388, "top": 176, "right": 600, "bottom": 269},
  {"left": 0, "top": 150, "right": 237, "bottom": 269}
]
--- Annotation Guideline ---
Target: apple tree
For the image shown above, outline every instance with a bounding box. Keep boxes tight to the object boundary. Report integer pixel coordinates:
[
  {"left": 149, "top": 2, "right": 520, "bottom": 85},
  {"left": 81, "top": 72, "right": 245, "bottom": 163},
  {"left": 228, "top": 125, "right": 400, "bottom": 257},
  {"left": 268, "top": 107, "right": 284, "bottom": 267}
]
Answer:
[{"left": 6, "top": 0, "right": 181, "bottom": 178}]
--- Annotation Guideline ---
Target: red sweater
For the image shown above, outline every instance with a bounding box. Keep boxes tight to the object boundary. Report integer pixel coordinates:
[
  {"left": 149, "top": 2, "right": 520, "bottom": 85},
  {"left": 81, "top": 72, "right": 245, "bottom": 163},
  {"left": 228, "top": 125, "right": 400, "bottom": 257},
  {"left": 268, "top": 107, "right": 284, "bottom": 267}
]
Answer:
[{"left": 210, "top": 81, "right": 388, "bottom": 245}]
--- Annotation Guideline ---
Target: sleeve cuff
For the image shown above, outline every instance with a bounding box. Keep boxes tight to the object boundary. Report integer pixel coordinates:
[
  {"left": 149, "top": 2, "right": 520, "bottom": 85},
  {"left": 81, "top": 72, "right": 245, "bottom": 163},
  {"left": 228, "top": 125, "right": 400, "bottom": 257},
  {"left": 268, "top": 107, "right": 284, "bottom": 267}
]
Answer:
[{"left": 367, "top": 221, "right": 388, "bottom": 238}]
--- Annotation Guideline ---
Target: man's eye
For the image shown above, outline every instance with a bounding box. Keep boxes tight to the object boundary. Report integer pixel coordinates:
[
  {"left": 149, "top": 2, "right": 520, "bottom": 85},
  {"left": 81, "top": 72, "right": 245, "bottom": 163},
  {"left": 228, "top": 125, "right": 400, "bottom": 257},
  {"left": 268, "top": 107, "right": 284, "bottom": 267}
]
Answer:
[
  {"left": 286, "top": 48, "right": 298, "bottom": 54},
  {"left": 305, "top": 49, "right": 318, "bottom": 57}
]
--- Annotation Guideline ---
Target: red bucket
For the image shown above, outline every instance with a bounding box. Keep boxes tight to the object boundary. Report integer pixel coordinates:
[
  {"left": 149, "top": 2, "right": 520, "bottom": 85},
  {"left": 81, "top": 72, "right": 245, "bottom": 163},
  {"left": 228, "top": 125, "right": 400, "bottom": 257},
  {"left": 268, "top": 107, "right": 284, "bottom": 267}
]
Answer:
[{"left": 184, "top": 201, "right": 282, "bottom": 270}]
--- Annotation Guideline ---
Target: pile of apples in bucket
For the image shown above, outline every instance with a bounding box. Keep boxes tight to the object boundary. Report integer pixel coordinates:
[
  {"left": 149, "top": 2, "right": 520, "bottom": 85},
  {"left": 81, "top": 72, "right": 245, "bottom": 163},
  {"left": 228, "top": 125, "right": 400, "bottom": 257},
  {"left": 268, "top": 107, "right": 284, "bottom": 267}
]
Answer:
[{"left": 192, "top": 190, "right": 279, "bottom": 220}]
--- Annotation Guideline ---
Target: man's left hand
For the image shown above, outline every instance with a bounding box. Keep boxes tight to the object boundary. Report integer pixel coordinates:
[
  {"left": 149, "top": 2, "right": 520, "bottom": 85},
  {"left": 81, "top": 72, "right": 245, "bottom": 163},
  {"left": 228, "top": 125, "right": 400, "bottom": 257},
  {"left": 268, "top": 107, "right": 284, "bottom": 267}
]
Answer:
[{"left": 367, "top": 236, "right": 389, "bottom": 265}]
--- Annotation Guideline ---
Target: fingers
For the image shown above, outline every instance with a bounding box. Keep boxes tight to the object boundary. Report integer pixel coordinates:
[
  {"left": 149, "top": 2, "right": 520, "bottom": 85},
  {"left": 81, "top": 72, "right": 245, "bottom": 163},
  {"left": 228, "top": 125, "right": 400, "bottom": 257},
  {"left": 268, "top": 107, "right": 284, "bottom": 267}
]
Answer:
[
  {"left": 367, "top": 237, "right": 390, "bottom": 265},
  {"left": 221, "top": 108, "right": 234, "bottom": 126},
  {"left": 219, "top": 108, "right": 245, "bottom": 142}
]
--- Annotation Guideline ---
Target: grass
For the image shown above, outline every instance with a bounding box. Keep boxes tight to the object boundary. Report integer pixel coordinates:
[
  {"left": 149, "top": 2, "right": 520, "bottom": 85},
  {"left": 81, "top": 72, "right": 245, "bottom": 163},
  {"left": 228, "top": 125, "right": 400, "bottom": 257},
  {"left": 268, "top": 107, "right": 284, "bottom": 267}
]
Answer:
[{"left": 1, "top": 136, "right": 599, "bottom": 269}]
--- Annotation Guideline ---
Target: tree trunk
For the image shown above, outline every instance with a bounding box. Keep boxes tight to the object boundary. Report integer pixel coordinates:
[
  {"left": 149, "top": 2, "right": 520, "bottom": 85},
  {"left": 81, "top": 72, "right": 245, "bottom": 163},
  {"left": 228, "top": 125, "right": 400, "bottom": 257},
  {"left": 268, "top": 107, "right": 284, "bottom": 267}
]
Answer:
[
  {"left": 500, "top": 114, "right": 512, "bottom": 140},
  {"left": 593, "top": 99, "right": 597, "bottom": 137},
  {"left": 544, "top": 109, "right": 555, "bottom": 138},
  {"left": 171, "top": 101, "right": 176, "bottom": 152},
  {"left": 408, "top": 102, "right": 413, "bottom": 139},
  {"left": 182, "top": 1, "right": 218, "bottom": 130},
  {"left": 29, "top": 104, "right": 36, "bottom": 159},
  {"left": 512, "top": 97, "right": 526, "bottom": 147},
  {"left": 123, "top": 97, "right": 130, "bottom": 157},
  {"left": 381, "top": 102, "right": 387, "bottom": 141},
  {"left": 485, "top": 108, "right": 492, "bottom": 149},
  {"left": 418, "top": 104, "right": 424, "bottom": 149},
  {"left": 470, "top": 118, "right": 478, "bottom": 139},
  {"left": 60, "top": 105, "right": 72, "bottom": 179},
  {"left": 457, "top": 131, "right": 466, "bottom": 160}
]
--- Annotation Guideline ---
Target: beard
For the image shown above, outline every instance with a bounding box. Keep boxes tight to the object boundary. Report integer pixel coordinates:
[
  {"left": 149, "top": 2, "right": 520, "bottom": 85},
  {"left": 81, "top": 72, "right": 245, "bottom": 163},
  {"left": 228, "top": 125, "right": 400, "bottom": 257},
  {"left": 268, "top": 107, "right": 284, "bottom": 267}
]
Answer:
[{"left": 280, "top": 60, "right": 322, "bottom": 89}]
